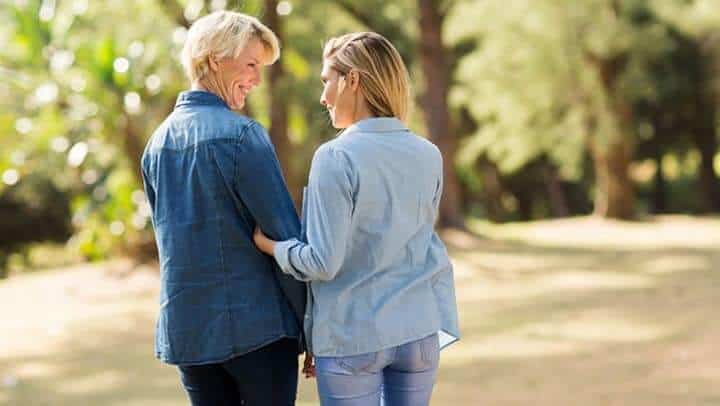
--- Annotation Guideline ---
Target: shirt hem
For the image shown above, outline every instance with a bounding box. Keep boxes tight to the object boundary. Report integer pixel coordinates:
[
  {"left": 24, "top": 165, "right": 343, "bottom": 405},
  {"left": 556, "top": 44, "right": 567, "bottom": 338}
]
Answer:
[
  {"left": 156, "top": 334, "right": 299, "bottom": 367},
  {"left": 311, "top": 329, "right": 443, "bottom": 358}
]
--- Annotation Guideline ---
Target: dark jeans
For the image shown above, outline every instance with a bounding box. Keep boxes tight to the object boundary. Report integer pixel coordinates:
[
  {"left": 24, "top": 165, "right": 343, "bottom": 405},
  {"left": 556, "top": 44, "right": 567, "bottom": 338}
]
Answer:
[{"left": 178, "top": 338, "right": 299, "bottom": 406}]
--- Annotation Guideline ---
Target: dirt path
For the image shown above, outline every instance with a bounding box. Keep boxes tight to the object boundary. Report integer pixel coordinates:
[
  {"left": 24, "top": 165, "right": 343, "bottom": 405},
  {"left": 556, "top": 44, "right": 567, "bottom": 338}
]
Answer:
[{"left": 1, "top": 216, "right": 719, "bottom": 405}]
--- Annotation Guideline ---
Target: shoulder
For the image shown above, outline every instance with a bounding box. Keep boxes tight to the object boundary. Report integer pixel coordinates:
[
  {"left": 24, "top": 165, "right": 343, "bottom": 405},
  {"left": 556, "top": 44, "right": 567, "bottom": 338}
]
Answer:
[
  {"left": 313, "top": 138, "right": 353, "bottom": 166},
  {"left": 193, "top": 111, "right": 270, "bottom": 149},
  {"left": 236, "top": 117, "right": 269, "bottom": 142},
  {"left": 310, "top": 140, "right": 356, "bottom": 183},
  {"left": 207, "top": 110, "right": 263, "bottom": 142},
  {"left": 406, "top": 129, "right": 441, "bottom": 154},
  {"left": 407, "top": 130, "right": 442, "bottom": 164}
]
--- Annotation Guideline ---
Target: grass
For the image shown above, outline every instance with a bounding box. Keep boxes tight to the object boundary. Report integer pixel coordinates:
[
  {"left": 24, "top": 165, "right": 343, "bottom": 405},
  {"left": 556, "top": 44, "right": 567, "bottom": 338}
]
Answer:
[{"left": 1, "top": 215, "right": 719, "bottom": 405}]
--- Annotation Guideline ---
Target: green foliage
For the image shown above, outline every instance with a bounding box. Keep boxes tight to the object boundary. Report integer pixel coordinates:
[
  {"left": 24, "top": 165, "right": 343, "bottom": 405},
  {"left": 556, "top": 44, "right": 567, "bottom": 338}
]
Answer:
[
  {"left": 2, "top": 0, "right": 720, "bottom": 268},
  {"left": 448, "top": 0, "right": 720, "bottom": 192}
]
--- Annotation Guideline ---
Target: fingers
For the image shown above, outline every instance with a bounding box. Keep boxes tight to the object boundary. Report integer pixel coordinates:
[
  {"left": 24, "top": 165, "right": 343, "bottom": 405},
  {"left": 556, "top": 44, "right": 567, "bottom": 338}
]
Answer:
[
  {"left": 302, "top": 353, "right": 316, "bottom": 378},
  {"left": 302, "top": 364, "right": 316, "bottom": 378}
]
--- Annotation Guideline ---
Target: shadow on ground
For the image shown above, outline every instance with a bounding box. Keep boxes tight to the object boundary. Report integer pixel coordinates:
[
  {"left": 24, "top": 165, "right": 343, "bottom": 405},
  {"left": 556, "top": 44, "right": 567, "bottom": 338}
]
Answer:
[{"left": 1, "top": 217, "right": 718, "bottom": 405}]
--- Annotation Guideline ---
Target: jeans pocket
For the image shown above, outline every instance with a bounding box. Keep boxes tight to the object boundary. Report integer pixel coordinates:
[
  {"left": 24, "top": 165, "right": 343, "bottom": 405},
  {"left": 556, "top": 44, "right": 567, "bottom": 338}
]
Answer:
[
  {"left": 337, "top": 351, "right": 380, "bottom": 374},
  {"left": 420, "top": 333, "right": 440, "bottom": 366}
]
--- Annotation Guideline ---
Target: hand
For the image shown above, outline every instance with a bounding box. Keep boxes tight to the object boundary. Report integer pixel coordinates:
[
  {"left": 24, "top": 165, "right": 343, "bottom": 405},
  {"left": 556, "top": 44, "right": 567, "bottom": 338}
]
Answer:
[
  {"left": 253, "top": 227, "right": 270, "bottom": 254},
  {"left": 302, "top": 352, "right": 316, "bottom": 379},
  {"left": 253, "top": 226, "right": 276, "bottom": 255}
]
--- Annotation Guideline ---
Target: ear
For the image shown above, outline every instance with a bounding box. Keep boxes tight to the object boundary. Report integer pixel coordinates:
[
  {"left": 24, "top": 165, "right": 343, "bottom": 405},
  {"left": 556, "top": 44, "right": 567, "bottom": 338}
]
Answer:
[
  {"left": 208, "top": 55, "right": 219, "bottom": 73},
  {"left": 348, "top": 70, "right": 360, "bottom": 92}
]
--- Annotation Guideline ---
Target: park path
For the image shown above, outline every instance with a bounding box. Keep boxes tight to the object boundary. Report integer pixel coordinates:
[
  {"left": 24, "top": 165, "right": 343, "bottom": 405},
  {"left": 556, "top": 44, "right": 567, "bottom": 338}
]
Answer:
[{"left": 1, "top": 216, "right": 719, "bottom": 405}]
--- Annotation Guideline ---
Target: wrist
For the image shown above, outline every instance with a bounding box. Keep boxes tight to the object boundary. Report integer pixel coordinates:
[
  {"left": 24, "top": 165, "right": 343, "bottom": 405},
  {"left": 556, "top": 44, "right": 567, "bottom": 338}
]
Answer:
[{"left": 265, "top": 239, "right": 276, "bottom": 256}]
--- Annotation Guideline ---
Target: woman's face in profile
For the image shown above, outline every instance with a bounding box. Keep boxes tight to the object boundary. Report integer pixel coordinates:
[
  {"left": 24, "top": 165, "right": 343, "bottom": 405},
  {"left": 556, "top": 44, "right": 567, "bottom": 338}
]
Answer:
[
  {"left": 212, "top": 38, "right": 266, "bottom": 109},
  {"left": 319, "top": 61, "right": 354, "bottom": 129}
]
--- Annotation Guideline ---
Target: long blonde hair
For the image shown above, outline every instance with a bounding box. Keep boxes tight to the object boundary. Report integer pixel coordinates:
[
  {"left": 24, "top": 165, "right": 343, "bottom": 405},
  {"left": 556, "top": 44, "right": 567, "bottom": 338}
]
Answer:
[{"left": 323, "top": 32, "right": 411, "bottom": 122}]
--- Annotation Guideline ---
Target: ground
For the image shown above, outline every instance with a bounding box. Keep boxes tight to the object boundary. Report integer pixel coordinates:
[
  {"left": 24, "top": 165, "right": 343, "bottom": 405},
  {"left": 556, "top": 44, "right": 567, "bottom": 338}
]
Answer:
[{"left": 1, "top": 216, "right": 719, "bottom": 405}]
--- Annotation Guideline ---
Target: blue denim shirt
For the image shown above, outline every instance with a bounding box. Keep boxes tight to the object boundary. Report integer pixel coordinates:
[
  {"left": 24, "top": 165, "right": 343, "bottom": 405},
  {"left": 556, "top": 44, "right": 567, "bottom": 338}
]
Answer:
[
  {"left": 274, "top": 117, "right": 460, "bottom": 357},
  {"left": 141, "top": 90, "right": 306, "bottom": 366}
]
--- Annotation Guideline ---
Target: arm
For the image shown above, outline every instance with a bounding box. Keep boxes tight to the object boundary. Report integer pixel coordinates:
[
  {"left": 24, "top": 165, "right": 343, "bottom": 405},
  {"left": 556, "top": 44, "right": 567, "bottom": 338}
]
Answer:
[
  {"left": 234, "top": 122, "right": 306, "bottom": 325},
  {"left": 140, "top": 153, "right": 156, "bottom": 215},
  {"left": 235, "top": 122, "right": 301, "bottom": 241},
  {"left": 269, "top": 145, "right": 355, "bottom": 282}
]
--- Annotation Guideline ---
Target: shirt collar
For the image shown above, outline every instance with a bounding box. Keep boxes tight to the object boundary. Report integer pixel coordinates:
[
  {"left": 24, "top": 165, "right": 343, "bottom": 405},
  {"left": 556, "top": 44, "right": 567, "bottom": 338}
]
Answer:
[
  {"left": 175, "top": 90, "right": 229, "bottom": 109},
  {"left": 344, "top": 117, "right": 408, "bottom": 134}
]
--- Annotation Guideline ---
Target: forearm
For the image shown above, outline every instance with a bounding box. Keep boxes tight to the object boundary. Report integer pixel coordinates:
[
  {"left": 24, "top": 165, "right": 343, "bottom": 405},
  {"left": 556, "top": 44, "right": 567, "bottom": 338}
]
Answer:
[
  {"left": 274, "top": 239, "right": 339, "bottom": 282},
  {"left": 271, "top": 144, "right": 352, "bottom": 283}
]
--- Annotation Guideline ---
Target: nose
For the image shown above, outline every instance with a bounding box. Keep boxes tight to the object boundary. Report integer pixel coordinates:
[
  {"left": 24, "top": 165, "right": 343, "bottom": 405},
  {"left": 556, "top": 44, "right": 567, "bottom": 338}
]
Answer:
[{"left": 320, "top": 89, "right": 327, "bottom": 106}]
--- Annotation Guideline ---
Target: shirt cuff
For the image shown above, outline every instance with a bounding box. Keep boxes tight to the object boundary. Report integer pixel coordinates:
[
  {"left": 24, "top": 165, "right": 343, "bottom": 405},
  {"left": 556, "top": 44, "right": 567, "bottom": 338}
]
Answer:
[{"left": 273, "top": 238, "right": 302, "bottom": 276}]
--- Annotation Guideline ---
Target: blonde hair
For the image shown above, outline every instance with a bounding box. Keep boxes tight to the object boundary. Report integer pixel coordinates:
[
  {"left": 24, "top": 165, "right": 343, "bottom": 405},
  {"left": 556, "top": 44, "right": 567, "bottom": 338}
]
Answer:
[
  {"left": 181, "top": 11, "right": 280, "bottom": 83},
  {"left": 323, "top": 32, "right": 411, "bottom": 122}
]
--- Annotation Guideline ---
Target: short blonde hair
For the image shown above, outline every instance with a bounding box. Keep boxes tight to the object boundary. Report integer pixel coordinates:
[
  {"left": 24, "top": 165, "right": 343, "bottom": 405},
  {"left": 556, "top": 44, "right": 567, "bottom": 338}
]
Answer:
[
  {"left": 181, "top": 11, "right": 280, "bottom": 83},
  {"left": 323, "top": 32, "right": 411, "bottom": 122}
]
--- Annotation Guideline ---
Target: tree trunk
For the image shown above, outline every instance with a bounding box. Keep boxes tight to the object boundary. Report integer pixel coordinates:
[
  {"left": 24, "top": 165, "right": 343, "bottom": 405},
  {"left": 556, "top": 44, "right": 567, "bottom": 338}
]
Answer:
[
  {"left": 122, "top": 115, "right": 146, "bottom": 183},
  {"left": 542, "top": 161, "right": 569, "bottom": 218},
  {"left": 589, "top": 136, "right": 635, "bottom": 219},
  {"left": 648, "top": 112, "right": 668, "bottom": 214},
  {"left": 476, "top": 157, "right": 506, "bottom": 222},
  {"left": 0, "top": 252, "right": 8, "bottom": 279},
  {"left": 264, "top": 0, "right": 300, "bottom": 206},
  {"left": 692, "top": 126, "right": 720, "bottom": 212},
  {"left": 418, "top": 0, "right": 464, "bottom": 228},
  {"left": 651, "top": 141, "right": 667, "bottom": 214},
  {"left": 585, "top": 46, "right": 635, "bottom": 219},
  {"left": 692, "top": 94, "right": 720, "bottom": 212}
]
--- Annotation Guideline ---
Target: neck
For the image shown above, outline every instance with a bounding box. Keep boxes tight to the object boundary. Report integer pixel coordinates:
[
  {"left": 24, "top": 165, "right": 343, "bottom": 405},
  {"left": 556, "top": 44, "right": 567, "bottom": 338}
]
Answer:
[
  {"left": 192, "top": 74, "right": 232, "bottom": 107},
  {"left": 350, "top": 97, "right": 374, "bottom": 125}
]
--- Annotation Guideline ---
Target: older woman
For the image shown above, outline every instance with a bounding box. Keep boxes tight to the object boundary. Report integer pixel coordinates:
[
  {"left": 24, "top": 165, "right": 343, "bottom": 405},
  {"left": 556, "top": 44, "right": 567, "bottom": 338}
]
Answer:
[{"left": 141, "top": 11, "right": 306, "bottom": 406}]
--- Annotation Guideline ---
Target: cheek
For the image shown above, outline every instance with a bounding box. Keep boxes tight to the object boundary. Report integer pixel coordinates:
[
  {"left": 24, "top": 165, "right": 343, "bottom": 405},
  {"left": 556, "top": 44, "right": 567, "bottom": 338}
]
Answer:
[
  {"left": 227, "top": 64, "right": 249, "bottom": 83},
  {"left": 322, "top": 86, "right": 333, "bottom": 104}
]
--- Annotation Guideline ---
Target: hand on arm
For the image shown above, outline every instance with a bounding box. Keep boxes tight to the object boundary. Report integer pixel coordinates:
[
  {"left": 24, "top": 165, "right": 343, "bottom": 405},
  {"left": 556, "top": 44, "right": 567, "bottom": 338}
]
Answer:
[
  {"left": 234, "top": 123, "right": 301, "bottom": 241},
  {"left": 233, "top": 122, "right": 306, "bottom": 330},
  {"left": 253, "top": 227, "right": 276, "bottom": 255},
  {"left": 272, "top": 145, "right": 355, "bottom": 282}
]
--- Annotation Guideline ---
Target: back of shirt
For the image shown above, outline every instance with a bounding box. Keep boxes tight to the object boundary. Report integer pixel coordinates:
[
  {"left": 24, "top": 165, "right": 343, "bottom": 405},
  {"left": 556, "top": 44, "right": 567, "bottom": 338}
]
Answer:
[
  {"left": 273, "top": 117, "right": 459, "bottom": 357},
  {"left": 142, "top": 90, "right": 306, "bottom": 365}
]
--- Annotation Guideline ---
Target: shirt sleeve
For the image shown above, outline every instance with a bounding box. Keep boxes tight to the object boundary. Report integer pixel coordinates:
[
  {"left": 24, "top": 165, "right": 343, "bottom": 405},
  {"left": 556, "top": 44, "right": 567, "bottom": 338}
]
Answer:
[
  {"left": 433, "top": 151, "right": 443, "bottom": 215},
  {"left": 235, "top": 122, "right": 301, "bottom": 240},
  {"left": 140, "top": 152, "right": 156, "bottom": 214},
  {"left": 273, "top": 144, "right": 355, "bottom": 282},
  {"left": 234, "top": 121, "right": 307, "bottom": 325}
]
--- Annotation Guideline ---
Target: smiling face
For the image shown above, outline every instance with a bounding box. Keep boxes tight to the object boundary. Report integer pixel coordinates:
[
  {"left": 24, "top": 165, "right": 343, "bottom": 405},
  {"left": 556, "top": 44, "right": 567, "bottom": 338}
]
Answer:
[
  {"left": 212, "top": 38, "right": 266, "bottom": 109},
  {"left": 320, "top": 60, "right": 356, "bottom": 129}
]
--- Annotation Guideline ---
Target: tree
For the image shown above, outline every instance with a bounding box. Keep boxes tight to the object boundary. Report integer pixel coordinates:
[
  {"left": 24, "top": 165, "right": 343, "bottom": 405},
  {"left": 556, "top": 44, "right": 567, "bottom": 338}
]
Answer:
[
  {"left": 449, "top": 0, "right": 688, "bottom": 220},
  {"left": 334, "top": 0, "right": 465, "bottom": 228},
  {"left": 418, "top": 0, "right": 464, "bottom": 228},
  {"left": 264, "top": 0, "right": 299, "bottom": 204}
]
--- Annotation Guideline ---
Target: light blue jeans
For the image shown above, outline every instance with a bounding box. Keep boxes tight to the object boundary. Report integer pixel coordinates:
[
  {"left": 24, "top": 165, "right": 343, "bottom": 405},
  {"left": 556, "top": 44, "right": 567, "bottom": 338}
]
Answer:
[{"left": 315, "top": 333, "right": 439, "bottom": 406}]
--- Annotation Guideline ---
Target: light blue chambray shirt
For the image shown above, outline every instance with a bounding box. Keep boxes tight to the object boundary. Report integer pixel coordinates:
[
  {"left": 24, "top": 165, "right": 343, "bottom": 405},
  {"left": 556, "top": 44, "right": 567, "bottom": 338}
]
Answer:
[{"left": 273, "top": 117, "right": 460, "bottom": 357}]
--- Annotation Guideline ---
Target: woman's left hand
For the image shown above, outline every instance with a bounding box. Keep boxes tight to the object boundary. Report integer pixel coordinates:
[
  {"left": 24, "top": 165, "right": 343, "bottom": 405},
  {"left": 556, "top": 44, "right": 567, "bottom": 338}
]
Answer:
[
  {"left": 253, "top": 226, "right": 275, "bottom": 255},
  {"left": 302, "top": 351, "right": 316, "bottom": 379}
]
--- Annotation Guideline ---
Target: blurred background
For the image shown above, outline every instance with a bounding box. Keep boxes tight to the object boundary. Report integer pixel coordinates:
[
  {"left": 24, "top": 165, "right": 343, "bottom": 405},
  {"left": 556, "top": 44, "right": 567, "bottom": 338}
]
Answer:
[{"left": 1, "top": 0, "right": 719, "bottom": 405}]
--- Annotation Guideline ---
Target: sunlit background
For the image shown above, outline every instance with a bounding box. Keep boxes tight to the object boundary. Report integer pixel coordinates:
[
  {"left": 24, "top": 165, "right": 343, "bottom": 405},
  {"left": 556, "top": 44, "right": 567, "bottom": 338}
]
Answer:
[{"left": 1, "top": 0, "right": 719, "bottom": 405}]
